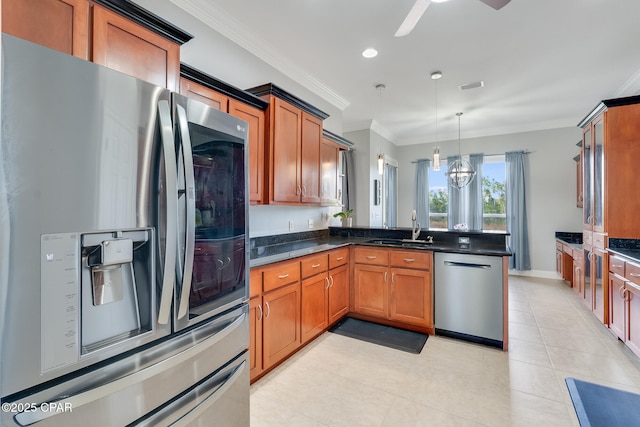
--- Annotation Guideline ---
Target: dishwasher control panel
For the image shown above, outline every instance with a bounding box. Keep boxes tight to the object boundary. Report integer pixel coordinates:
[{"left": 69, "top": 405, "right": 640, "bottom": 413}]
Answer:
[{"left": 458, "top": 236, "right": 470, "bottom": 249}]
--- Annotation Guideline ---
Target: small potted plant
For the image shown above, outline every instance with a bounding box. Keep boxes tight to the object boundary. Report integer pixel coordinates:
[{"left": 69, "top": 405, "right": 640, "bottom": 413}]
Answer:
[{"left": 333, "top": 209, "right": 354, "bottom": 227}]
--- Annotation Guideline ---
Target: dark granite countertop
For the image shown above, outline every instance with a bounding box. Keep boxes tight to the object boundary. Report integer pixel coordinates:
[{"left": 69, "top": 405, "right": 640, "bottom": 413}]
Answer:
[
  {"left": 608, "top": 238, "right": 640, "bottom": 263},
  {"left": 250, "top": 228, "right": 511, "bottom": 268}
]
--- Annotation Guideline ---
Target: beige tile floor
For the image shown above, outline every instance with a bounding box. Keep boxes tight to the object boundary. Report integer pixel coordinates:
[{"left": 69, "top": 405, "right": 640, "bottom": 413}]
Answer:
[{"left": 250, "top": 275, "right": 640, "bottom": 426}]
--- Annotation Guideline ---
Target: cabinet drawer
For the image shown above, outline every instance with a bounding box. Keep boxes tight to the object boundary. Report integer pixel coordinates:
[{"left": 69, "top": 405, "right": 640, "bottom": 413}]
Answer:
[
  {"left": 583, "top": 231, "right": 593, "bottom": 246},
  {"left": 389, "top": 250, "right": 431, "bottom": 270},
  {"left": 626, "top": 262, "right": 640, "bottom": 284},
  {"left": 609, "top": 256, "right": 626, "bottom": 277},
  {"left": 556, "top": 241, "right": 563, "bottom": 251},
  {"left": 329, "top": 248, "right": 349, "bottom": 269},
  {"left": 301, "top": 254, "right": 328, "bottom": 279},
  {"left": 250, "top": 268, "right": 262, "bottom": 298},
  {"left": 573, "top": 248, "right": 583, "bottom": 260},
  {"left": 263, "top": 261, "right": 300, "bottom": 292},
  {"left": 354, "top": 247, "right": 388, "bottom": 266},
  {"left": 593, "top": 232, "right": 607, "bottom": 250}
]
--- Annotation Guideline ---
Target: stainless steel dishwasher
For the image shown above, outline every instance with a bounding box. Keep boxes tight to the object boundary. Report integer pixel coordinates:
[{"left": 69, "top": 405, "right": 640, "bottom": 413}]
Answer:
[{"left": 434, "top": 252, "right": 504, "bottom": 347}]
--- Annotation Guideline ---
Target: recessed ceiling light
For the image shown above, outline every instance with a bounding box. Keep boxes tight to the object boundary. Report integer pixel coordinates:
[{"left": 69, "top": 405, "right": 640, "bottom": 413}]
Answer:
[
  {"left": 459, "top": 81, "right": 484, "bottom": 90},
  {"left": 432, "top": 0, "right": 450, "bottom": 3},
  {"left": 362, "top": 48, "right": 378, "bottom": 59}
]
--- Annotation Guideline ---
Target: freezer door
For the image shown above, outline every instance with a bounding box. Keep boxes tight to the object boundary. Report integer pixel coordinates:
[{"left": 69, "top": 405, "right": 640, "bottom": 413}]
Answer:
[
  {"left": 133, "top": 352, "right": 249, "bottom": 427},
  {"left": 2, "top": 305, "right": 248, "bottom": 427}
]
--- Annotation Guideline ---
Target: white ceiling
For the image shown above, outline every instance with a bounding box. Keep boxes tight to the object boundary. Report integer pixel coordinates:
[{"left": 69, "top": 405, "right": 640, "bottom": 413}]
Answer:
[{"left": 171, "top": 0, "right": 640, "bottom": 146}]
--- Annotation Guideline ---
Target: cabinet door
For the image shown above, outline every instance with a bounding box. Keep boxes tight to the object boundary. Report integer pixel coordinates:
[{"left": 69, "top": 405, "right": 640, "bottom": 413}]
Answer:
[
  {"left": 389, "top": 267, "right": 433, "bottom": 328},
  {"left": 249, "top": 296, "right": 263, "bottom": 381},
  {"left": 321, "top": 139, "right": 340, "bottom": 206},
  {"left": 271, "top": 97, "right": 301, "bottom": 203},
  {"left": 300, "top": 112, "right": 322, "bottom": 204},
  {"left": 262, "top": 282, "right": 300, "bottom": 368},
  {"left": 353, "top": 264, "right": 388, "bottom": 318},
  {"left": 573, "top": 256, "right": 584, "bottom": 297},
  {"left": 592, "top": 116, "right": 604, "bottom": 232},
  {"left": 584, "top": 247, "right": 593, "bottom": 310},
  {"left": 179, "top": 78, "right": 229, "bottom": 111},
  {"left": 2, "top": 0, "right": 89, "bottom": 59},
  {"left": 328, "top": 265, "right": 349, "bottom": 325},
  {"left": 229, "top": 99, "right": 265, "bottom": 204},
  {"left": 582, "top": 125, "right": 593, "bottom": 230},
  {"left": 593, "top": 248, "right": 606, "bottom": 323},
  {"left": 301, "top": 274, "right": 329, "bottom": 344},
  {"left": 92, "top": 4, "right": 179, "bottom": 91},
  {"left": 626, "top": 281, "right": 640, "bottom": 357},
  {"left": 609, "top": 273, "right": 626, "bottom": 341}
]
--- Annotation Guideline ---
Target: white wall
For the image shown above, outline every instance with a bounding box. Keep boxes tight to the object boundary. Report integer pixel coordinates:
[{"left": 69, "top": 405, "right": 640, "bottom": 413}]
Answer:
[
  {"left": 397, "top": 127, "right": 584, "bottom": 276},
  {"left": 137, "top": 1, "right": 584, "bottom": 276}
]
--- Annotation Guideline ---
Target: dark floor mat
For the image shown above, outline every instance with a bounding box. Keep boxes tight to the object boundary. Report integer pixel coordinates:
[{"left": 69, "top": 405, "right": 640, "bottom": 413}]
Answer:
[
  {"left": 566, "top": 377, "right": 640, "bottom": 426},
  {"left": 328, "top": 317, "right": 428, "bottom": 354}
]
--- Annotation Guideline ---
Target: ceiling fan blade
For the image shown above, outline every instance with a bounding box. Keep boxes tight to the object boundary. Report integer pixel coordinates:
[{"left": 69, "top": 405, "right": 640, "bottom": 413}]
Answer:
[
  {"left": 394, "top": 0, "right": 431, "bottom": 37},
  {"left": 478, "top": 0, "right": 511, "bottom": 10}
]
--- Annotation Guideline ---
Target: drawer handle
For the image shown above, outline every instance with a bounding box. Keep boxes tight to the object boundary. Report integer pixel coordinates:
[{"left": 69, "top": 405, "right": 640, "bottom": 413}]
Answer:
[
  {"left": 611, "top": 264, "right": 624, "bottom": 269},
  {"left": 278, "top": 273, "right": 290, "bottom": 279},
  {"left": 312, "top": 263, "right": 321, "bottom": 268},
  {"left": 630, "top": 273, "right": 640, "bottom": 278},
  {"left": 336, "top": 256, "right": 344, "bottom": 261},
  {"left": 366, "top": 256, "right": 377, "bottom": 260},
  {"left": 403, "top": 258, "right": 416, "bottom": 263}
]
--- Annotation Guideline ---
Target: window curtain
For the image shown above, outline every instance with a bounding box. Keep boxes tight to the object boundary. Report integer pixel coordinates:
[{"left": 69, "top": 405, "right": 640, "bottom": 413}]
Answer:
[
  {"left": 468, "top": 153, "right": 484, "bottom": 231},
  {"left": 415, "top": 159, "right": 430, "bottom": 228},
  {"left": 447, "top": 155, "right": 461, "bottom": 228},
  {"left": 341, "top": 150, "right": 355, "bottom": 212},
  {"left": 506, "top": 151, "right": 531, "bottom": 270},
  {"left": 385, "top": 163, "right": 397, "bottom": 227}
]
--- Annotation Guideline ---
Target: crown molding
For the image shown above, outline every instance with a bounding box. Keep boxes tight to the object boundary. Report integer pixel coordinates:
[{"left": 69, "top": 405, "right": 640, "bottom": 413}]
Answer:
[{"left": 170, "top": 0, "right": 351, "bottom": 111}]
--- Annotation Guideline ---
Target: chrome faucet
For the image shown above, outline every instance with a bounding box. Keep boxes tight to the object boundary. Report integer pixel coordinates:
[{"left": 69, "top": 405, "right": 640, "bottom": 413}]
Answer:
[{"left": 412, "top": 219, "right": 421, "bottom": 241}]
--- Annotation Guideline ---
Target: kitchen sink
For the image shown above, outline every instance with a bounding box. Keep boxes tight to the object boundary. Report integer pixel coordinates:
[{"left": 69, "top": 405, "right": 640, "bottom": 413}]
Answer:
[{"left": 365, "top": 239, "right": 434, "bottom": 248}]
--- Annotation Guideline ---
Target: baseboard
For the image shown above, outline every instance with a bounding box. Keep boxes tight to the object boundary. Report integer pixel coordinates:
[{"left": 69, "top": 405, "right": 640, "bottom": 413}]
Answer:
[{"left": 508, "top": 269, "right": 563, "bottom": 280}]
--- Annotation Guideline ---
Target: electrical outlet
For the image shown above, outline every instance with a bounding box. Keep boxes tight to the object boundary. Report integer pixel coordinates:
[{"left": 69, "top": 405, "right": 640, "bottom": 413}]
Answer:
[
  {"left": 289, "top": 220, "right": 294, "bottom": 231},
  {"left": 308, "top": 219, "right": 313, "bottom": 229}
]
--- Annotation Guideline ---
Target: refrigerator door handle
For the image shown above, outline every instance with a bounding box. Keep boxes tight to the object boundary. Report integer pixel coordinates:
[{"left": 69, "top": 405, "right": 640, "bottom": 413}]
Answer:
[
  {"left": 175, "top": 104, "right": 196, "bottom": 320},
  {"left": 13, "top": 312, "right": 246, "bottom": 426},
  {"left": 157, "top": 100, "right": 178, "bottom": 325},
  {"left": 169, "top": 360, "right": 247, "bottom": 426}
]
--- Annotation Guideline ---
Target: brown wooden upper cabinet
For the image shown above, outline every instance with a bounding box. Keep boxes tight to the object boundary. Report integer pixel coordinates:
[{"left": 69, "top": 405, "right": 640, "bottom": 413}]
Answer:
[
  {"left": 91, "top": 4, "right": 179, "bottom": 91},
  {"left": 247, "top": 84, "right": 330, "bottom": 205},
  {"left": 2, "top": 0, "right": 192, "bottom": 91},
  {"left": 178, "top": 66, "right": 269, "bottom": 204},
  {"left": 3, "top": 0, "right": 90, "bottom": 59}
]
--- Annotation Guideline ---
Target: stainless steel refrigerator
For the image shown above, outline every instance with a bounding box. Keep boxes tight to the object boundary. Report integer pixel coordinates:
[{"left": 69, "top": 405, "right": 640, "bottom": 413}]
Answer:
[{"left": 0, "top": 35, "right": 250, "bottom": 426}]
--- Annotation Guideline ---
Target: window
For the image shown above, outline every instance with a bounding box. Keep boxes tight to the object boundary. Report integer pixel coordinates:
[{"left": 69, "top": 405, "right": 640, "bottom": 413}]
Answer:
[{"left": 426, "top": 155, "right": 506, "bottom": 231}]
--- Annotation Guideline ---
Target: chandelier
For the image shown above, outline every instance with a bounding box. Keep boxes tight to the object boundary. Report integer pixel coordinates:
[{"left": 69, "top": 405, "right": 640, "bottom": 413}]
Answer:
[{"left": 446, "top": 112, "right": 476, "bottom": 189}]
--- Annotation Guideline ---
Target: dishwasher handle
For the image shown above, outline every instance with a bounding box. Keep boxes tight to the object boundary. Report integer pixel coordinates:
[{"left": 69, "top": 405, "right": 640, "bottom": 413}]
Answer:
[{"left": 444, "top": 260, "right": 492, "bottom": 270}]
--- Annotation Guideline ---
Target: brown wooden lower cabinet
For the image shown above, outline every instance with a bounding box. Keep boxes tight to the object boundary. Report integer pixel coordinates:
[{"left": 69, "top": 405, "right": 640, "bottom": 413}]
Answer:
[
  {"left": 607, "top": 255, "right": 640, "bottom": 358},
  {"left": 301, "top": 272, "right": 329, "bottom": 344},
  {"left": 352, "top": 247, "right": 433, "bottom": 330},
  {"left": 249, "top": 296, "right": 264, "bottom": 379},
  {"left": 626, "top": 281, "right": 640, "bottom": 356},
  {"left": 262, "top": 282, "right": 301, "bottom": 369},
  {"left": 328, "top": 264, "right": 349, "bottom": 324},
  {"left": 389, "top": 267, "right": 433, "bottom": 328}
]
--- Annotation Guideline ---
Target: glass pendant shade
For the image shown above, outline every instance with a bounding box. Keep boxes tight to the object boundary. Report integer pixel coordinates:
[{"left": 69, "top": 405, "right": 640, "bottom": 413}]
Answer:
[{"left": 433, "top": 147, "right": 440, "bottom": 171}]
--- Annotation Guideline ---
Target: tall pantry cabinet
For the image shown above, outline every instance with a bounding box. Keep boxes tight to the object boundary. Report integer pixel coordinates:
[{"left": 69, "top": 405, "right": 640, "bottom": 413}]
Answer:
[{"left": 579, "top": 96, "right": 640, "bottom": 324}]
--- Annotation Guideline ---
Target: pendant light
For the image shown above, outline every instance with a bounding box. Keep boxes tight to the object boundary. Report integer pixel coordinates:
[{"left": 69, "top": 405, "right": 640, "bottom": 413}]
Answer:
[
  {"left": 431, "top": 71, "right": 442, "bottom": 171},
  {"left": 446, "top": 112, "right": 476, "bottom": 189},
  {"left": 376, "top": 84, "right": 385, "bottom": 175}
]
